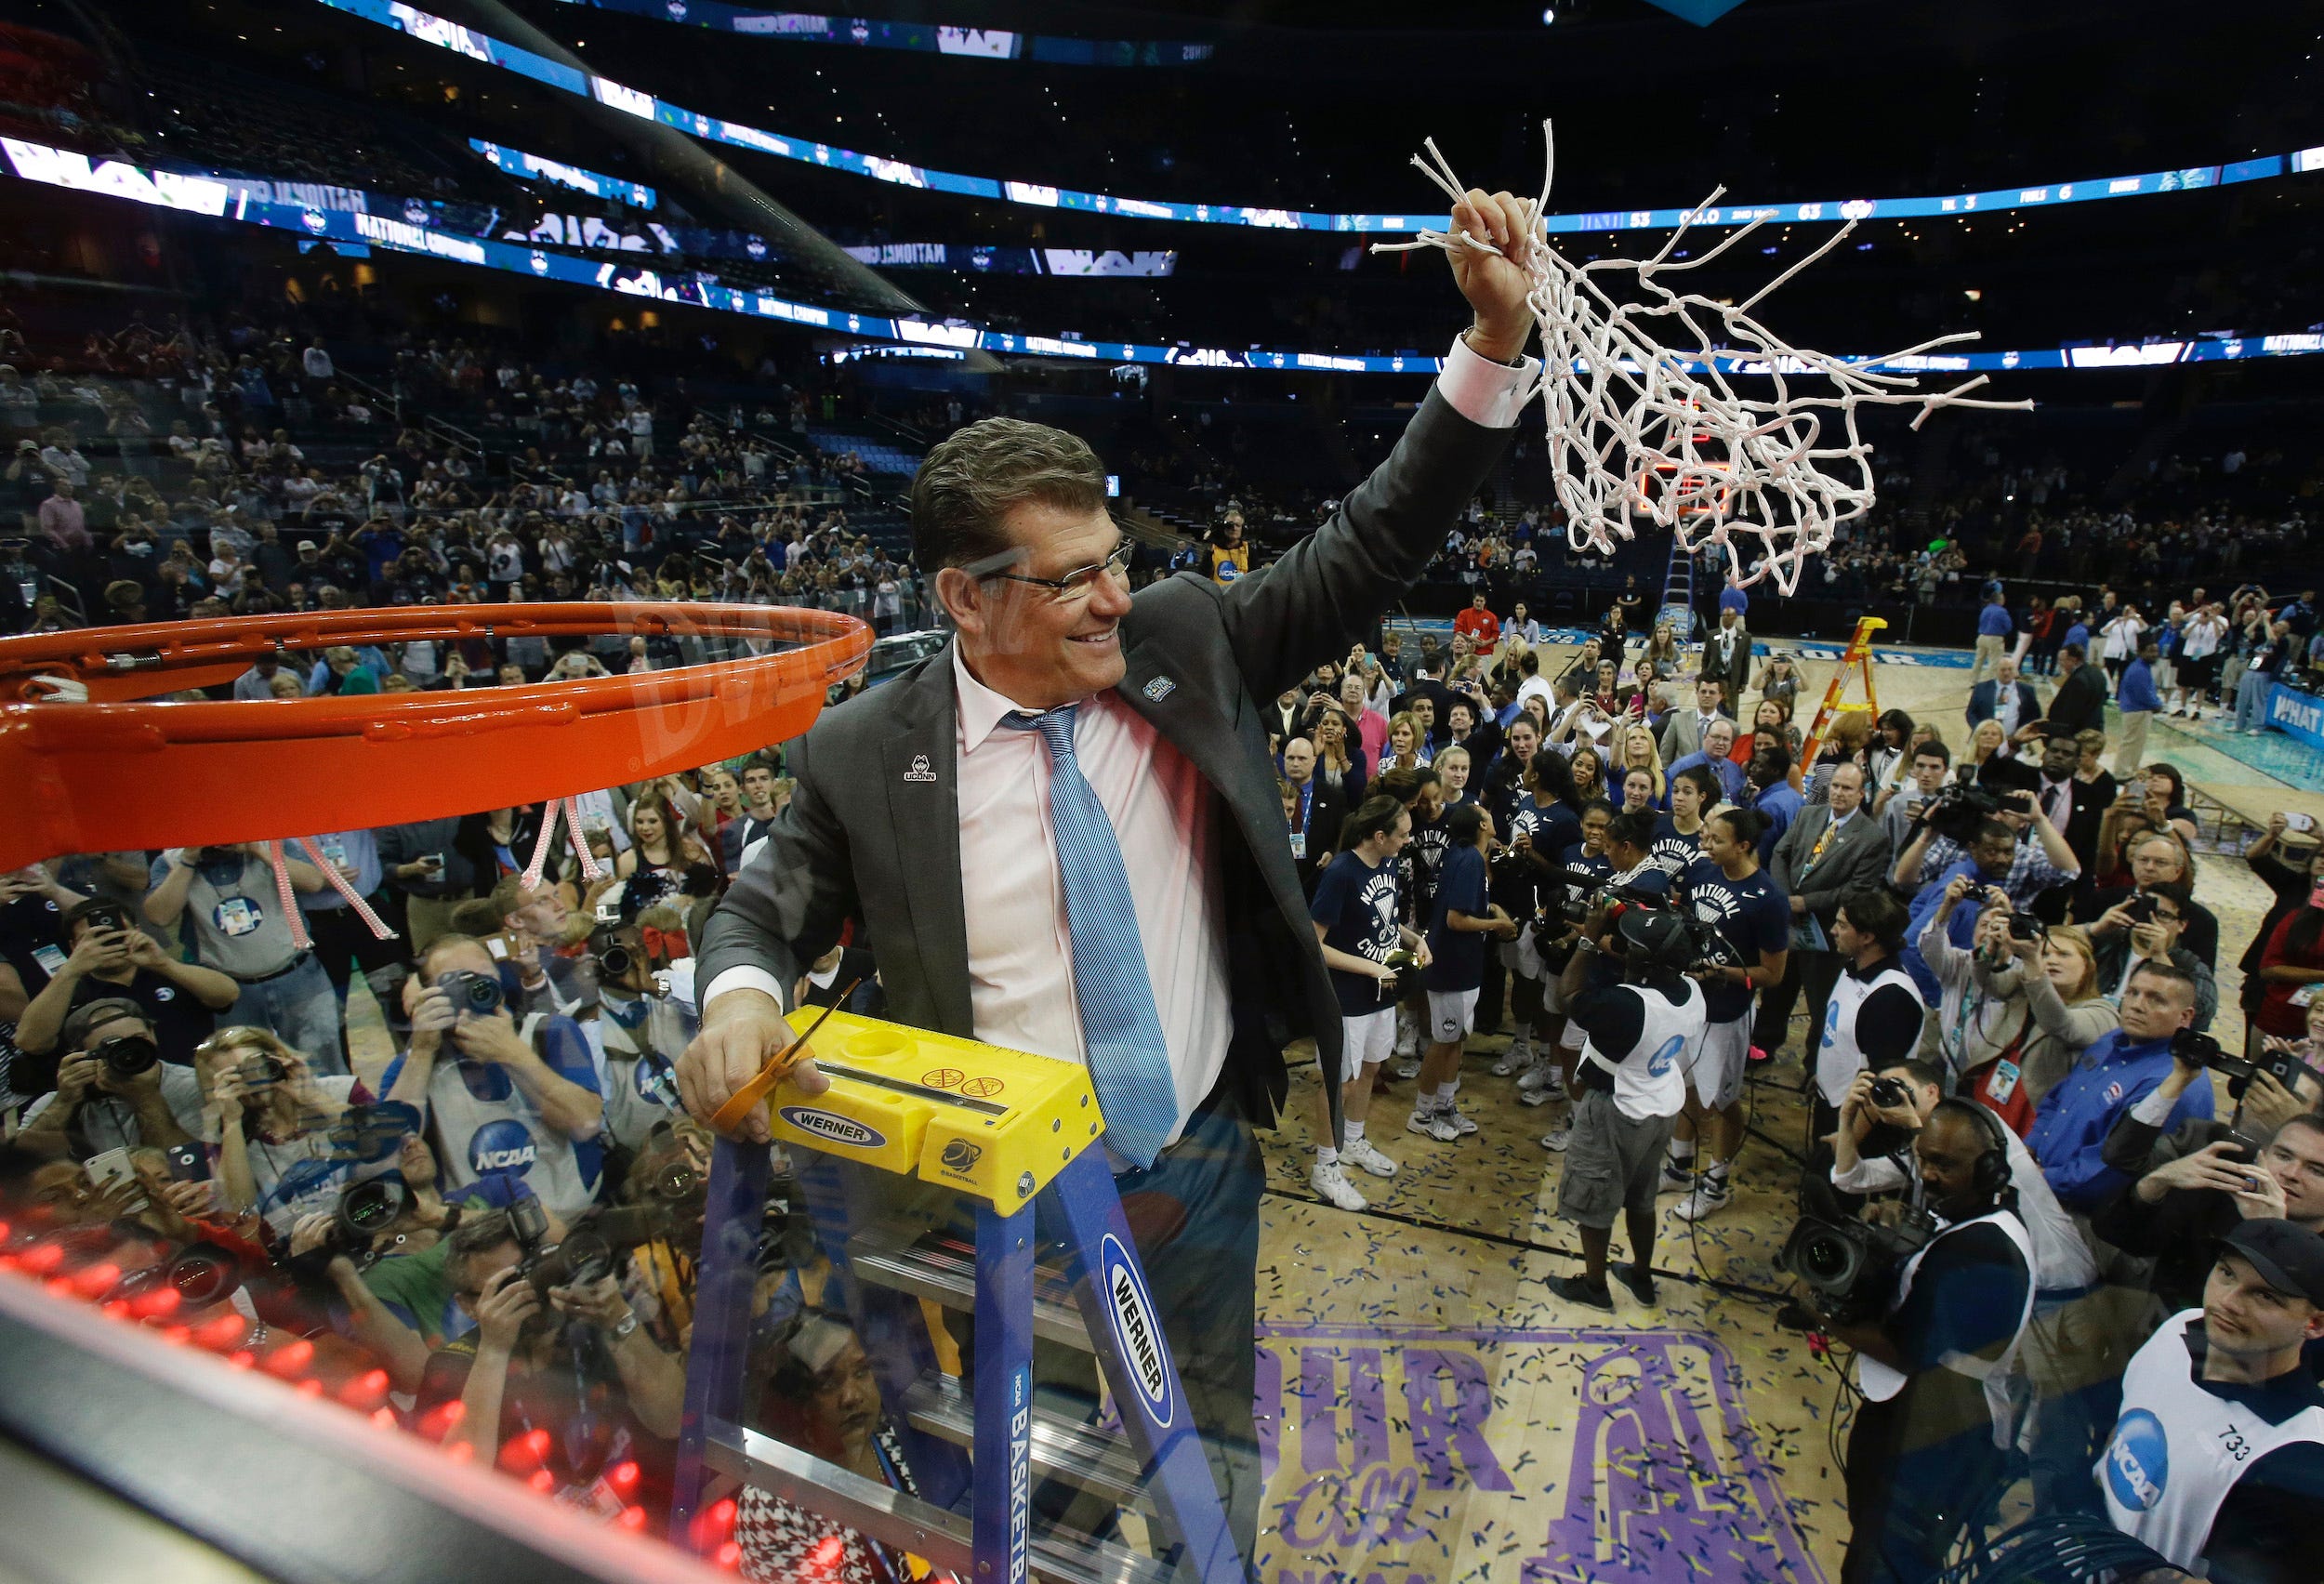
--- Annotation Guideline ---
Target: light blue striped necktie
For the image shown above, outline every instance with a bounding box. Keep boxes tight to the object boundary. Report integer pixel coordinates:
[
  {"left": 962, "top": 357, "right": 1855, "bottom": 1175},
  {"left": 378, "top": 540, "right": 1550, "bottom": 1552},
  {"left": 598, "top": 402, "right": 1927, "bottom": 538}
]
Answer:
[{"left": 1003, "top": 704, "right": 1178, "bottom": 1168}]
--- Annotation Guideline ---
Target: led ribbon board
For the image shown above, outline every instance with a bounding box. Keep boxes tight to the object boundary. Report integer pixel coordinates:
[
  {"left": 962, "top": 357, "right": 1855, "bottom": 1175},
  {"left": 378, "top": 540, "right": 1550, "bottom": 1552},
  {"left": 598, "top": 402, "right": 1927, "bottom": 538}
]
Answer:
[
  {"left": 6, "top": 137, "right": 2320, "bottom": 378},
  {"left": 544, "top": 0, "right": 1215, "bottom": 66},
  {"left": 319, "top": 0, "right": 2324, "bottom": 234}
]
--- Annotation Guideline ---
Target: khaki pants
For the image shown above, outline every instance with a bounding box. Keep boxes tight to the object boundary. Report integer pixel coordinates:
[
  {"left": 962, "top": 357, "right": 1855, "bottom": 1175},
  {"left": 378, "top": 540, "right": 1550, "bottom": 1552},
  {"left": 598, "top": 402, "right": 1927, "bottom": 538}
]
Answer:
[
  {"left": 2111, "top": 709, "right": 2151, "bottom": 779},
  {"left": 1970, "top": 633, "right": 2006, "bottom": 685},
  {"left": 403, "top": 893, "right": 463, "bottom": 957}
]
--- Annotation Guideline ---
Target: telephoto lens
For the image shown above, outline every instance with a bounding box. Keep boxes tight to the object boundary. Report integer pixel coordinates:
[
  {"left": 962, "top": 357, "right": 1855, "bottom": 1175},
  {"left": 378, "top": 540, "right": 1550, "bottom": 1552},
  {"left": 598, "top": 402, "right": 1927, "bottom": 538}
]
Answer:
[{"left": 97, "top": 1034, "right": 161, "bottom": 1080}]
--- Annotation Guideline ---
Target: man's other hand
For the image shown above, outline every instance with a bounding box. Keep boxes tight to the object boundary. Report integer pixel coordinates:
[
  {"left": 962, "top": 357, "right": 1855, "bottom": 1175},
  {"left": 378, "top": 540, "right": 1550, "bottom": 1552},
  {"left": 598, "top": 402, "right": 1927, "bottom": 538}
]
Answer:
[
  {"left": 1448, "top": 190, "right": 1536, "bottom": 363},
  {"left": 676, "top": 989, "right": 828, "bottom": 1143}
]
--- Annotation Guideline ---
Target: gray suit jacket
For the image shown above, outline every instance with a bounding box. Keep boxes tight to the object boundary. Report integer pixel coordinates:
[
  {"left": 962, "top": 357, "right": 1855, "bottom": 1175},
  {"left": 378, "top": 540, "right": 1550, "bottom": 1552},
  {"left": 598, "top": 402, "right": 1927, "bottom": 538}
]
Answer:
[
  {"left": 700, "top": 389, "right": 1513, "bottom": 1135},
  {"left": 1657, "top": 706, "right": 1732, "bottom": 767},
  {"left": 1769, "top": 804, "right": 1893, "bottom": 929}
]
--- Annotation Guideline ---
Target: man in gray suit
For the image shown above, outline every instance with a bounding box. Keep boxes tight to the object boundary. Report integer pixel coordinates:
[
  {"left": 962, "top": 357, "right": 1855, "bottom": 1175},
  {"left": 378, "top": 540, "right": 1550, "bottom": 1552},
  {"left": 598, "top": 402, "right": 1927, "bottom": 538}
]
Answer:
[
  {"left": 1658, "top": 673, "right": 1734, "bottom": 765},
  {"left": 1750, "top": 762, "right": 1894, "bottom": 1058},
  {"left": 677, "top": 190, "right": 1543, "bottom": 1555}
]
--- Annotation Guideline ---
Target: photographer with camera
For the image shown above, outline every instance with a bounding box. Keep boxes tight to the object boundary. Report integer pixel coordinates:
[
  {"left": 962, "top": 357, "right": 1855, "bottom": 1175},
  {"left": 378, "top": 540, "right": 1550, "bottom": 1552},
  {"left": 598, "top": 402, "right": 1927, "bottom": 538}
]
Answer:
[
  {"left": 2093, "top": 1220, "right": 2324, "bottom": 1584},
  {"left": 14, "top": 998, "right": 200, "bottom": 1160},
  {"left": 1816, "top": 1098, "right": 2037, "bottom": 1584},
  {"left": 192, "top": 1023, "right": 385, "bottom": 1234},
  {"left": 1831, "top": 1057, "right": 2096, "bottom": 1289},
  {"left": 2026, "top": 962, "right": 2214, "bottom": 1214},
  {"left": 1894, "top": 776, "right": 2080, "bottom": 928},
  {"left": 380, "top": 934, "right": 605, "bottom": 1220},
  {"left": 1307, "top": 795, "right": 1429, "bottom": 1210},
  {"left": 586, "top": 901, "right": 697, "bottom": 1156},
  {"left": 2085, "top": 829, "right": 2219, "bottom": 970},
  {"left": 10, "top": 897, "right": 237, "bottom": 1075},
  {"left": 1545, "top": 904, "right": 1703, "bottom": 1311},
  {"left": 1807, "top": 889, "right": 1926, "bottom": 1152},
  {"left": 1666, "top": 806, "right": 1789, "bottom": 1221},
  {"left": 420, "top": 1207, "right": 686, "bottom": 1511},
  {"left": 2086, "top": 878, "right": 2218, "bottom": 1033}
]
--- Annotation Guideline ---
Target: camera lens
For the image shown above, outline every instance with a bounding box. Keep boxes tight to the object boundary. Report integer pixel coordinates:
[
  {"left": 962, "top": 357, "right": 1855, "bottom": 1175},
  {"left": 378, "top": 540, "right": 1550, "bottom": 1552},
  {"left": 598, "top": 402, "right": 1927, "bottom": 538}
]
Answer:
[
  {"left": 1798, "top": 1231, "right": 1857, "bottom": 1286},
  {"left": 99, "top": 1036, "right": 160, "bottom": 1079}
]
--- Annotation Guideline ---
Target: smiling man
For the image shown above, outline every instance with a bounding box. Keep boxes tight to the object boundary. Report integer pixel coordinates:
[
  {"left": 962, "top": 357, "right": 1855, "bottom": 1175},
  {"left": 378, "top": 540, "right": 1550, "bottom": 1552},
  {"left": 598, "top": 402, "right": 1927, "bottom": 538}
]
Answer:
[{"left": 680, "top": 188, "right": 1544, "bottom": 1555}]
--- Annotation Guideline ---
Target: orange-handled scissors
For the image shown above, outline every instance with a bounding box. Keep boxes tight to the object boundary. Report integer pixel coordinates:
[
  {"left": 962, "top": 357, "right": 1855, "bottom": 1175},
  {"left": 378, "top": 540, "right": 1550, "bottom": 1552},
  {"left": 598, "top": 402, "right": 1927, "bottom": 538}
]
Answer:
[{"left": 708, "top": 983, "right": 858, "bottom": 1136}]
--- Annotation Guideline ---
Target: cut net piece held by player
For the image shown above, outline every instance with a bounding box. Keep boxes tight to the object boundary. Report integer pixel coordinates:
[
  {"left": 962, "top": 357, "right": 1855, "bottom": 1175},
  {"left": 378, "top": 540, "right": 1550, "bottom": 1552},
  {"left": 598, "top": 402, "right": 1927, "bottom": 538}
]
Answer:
[{"left": 1374, "top": 120, "right": 2033, "bottom": 595}]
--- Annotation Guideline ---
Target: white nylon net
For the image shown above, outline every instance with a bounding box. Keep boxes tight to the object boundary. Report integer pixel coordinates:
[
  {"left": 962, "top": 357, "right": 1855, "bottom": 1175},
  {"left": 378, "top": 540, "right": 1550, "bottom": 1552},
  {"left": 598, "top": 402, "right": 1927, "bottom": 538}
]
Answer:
[{"left": 1375, "top": 122, "right": 2032, "bottom": 595}]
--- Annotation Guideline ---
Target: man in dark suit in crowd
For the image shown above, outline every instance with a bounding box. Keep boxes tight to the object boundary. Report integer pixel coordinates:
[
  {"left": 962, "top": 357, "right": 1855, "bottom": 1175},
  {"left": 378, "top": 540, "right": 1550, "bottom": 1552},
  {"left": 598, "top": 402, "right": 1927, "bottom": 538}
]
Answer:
[
  {"left": 1752, "top": 763, "right": 1895, "bottom": 1054},
  {"left": 678, "top": 189, "right": 1543, "bottom": 1561},
  {"left": 2041, "top": 642, "right": 2108, "bottom": 737},
  {"left": 1701, "top": 603, "right": 1753, "bottom": 709},
  {"left": 1281, "top": 734, "right": 1354, "bottom": 894},
  {"left": 1964, "top": 654, "right": 2041, "bottom": 738}
]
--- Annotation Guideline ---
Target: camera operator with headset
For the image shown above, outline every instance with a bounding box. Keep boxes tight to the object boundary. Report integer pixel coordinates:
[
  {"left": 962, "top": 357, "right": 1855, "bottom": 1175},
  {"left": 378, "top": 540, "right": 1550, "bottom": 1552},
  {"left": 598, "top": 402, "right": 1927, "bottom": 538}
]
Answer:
[
  {"left": 1814, "top": 1097, "right": 2037, "bottom": 1584},
  {"left": 420, "top": 1204, "right": 687, "bottom": 1520},
  {"left": 1543, "top": 901, "right": 1703, "bottom": 1311}
]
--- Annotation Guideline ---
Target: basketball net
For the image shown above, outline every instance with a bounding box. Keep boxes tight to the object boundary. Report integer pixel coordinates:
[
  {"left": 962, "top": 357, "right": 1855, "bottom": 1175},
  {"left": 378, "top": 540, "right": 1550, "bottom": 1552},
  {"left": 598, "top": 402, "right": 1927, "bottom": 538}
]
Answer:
[{"left": 1375, "top": 121, "right": 2032, "bottom": 595}]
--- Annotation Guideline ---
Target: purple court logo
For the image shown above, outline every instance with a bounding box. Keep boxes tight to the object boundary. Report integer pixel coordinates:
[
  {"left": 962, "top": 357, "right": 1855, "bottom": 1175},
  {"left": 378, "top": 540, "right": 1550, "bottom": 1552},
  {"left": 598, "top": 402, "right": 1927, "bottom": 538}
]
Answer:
[{"left": 1256, "top": 1326, "right": 1826, "bottom": 1584}]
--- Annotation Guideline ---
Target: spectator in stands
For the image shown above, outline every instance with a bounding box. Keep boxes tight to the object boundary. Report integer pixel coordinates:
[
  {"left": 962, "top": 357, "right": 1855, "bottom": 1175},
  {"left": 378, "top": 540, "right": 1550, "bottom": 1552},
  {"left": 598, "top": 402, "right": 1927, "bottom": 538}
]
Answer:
[
  {"left": 2233, "top": 618, "right": 2294, "bottom": 734},
  {"left": 2086, "top": 830, "right": 2217, "bottom": 965},
  {"left": 142, "top": 842, "right": 341, "bottom": 1073},
  {"left": 2250, "top": 872, "right": 2324, "bottom": 1048},
  {"left": 1453, "top": 590, "right": 1499, "bottom": 651}
]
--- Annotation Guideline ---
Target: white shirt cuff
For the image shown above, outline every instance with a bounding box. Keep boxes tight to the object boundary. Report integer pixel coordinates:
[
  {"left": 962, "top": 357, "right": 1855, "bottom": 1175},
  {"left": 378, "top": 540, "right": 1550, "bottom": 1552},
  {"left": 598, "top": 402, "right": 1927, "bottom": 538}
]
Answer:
[
  {"left": 702, "top": 965, "right": 789, "bottom": 1016},
  {"left": 2128, "top": 1083, "right": 2181, "bottom": 1129},
  {"left": 1435, "top": 334, "right": 1539, "bottom": 430}
]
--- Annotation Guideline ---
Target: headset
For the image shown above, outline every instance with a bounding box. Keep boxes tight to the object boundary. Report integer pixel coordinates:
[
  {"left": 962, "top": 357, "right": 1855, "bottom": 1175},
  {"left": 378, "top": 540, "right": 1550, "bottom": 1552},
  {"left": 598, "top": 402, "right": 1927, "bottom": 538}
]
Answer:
[{"left": 1930, "top": 1096, "right": 2016, "bottom": 1210}]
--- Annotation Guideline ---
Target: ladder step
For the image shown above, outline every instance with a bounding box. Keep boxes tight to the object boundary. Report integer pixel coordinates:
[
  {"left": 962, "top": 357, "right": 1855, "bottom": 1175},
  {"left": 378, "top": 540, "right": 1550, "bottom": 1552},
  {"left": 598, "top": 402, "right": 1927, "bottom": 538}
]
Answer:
[
  {"left": 848, "top": 1225, "right": 1094, "bottom": 1350},
  {"left": 704, "top": 1419, "right": 1173, "bottom": 1584},
  {"left": 898, "top": 1370, "right": 1155, "bottom": 1512}
]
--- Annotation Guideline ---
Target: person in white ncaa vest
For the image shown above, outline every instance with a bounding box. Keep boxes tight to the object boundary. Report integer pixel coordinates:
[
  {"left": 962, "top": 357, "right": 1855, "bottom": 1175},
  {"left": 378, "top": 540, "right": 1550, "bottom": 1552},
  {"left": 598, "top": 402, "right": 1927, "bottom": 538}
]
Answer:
[
  {"left": 1815, "top": 1099, "right": 2035, "bottom": 1584},
  {"left": 2097, "top": 1219, "right": 2324, "bottom": 1584},
  {"left": 1814, "top": 888, "right": 1925, "bottom": 1145},
  {"left": 1544, "top": 903, "right": 1703, "bottom": 1313}
]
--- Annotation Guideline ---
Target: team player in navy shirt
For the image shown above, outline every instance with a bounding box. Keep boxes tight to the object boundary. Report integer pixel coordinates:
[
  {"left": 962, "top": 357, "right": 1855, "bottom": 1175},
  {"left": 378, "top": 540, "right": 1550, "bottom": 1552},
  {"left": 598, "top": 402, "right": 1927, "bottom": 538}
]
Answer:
[
  {"left": 1651, "top": 763, "right": 1718, "bottom": 878},
  {"left": 1306, "top": 795, "right": 1432, "bottom": 1212},
  {"left": 1516, "top": 799, "right": 1618, "bottom": 1109},
  {"left": 1413, "top": 804, "right": 1518, "bottom": 1143},
  {"left": 1668, "top": 806, "right": 1792, "bottom": 1221},
  {"left": 1491, "top": 758, "right": 1584, "bottom": 1081}
]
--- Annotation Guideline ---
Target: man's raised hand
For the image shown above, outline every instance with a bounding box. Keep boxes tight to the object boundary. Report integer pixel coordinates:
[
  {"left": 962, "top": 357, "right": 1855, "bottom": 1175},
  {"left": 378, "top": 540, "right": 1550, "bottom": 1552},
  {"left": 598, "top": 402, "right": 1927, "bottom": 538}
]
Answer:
[{"left": 1447, "top": 190, "right": 1536, "bottom": 363}]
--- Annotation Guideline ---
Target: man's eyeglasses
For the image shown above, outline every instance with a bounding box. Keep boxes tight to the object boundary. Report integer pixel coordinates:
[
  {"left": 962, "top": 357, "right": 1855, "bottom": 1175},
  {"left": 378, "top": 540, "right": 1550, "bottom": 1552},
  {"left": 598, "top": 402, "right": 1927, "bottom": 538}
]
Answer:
[{"left": 974, "top": 538, "right": 1134, "bottom": 602}]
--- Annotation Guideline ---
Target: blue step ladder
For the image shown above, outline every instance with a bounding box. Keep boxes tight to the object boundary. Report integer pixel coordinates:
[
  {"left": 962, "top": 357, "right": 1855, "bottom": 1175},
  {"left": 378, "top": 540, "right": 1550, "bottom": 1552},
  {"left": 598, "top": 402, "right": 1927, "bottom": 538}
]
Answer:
[
  {"left": 669, "top": 1023, "right": 1246, "bottom": 1584},
  {"left": 1656, "top": 533, "right": 1697, "bottom": 644}
]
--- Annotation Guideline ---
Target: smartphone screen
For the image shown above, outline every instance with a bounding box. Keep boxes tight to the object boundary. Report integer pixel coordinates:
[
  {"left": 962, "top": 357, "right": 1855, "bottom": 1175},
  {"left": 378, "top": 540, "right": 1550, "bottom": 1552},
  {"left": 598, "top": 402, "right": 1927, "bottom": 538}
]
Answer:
[{"left": 84, "top": 1148, "right": 150, "bottom": 1211}]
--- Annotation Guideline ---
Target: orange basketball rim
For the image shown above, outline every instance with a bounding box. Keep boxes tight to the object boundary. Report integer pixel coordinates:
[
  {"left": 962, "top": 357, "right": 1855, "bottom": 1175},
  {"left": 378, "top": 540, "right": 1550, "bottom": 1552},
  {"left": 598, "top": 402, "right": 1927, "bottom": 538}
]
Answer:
[{"left": 0, "top": 602, "right": 872, "bottom": 870}]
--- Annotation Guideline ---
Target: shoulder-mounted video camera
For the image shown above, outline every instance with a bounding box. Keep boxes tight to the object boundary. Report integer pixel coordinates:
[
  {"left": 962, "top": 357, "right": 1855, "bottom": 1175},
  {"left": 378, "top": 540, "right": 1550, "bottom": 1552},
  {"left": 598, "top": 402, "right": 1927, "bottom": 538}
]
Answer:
[
  {"left": 1920, "top": 783, "right": 2005, "bottom": 845},
  {"left": 1780, "top": 1203, "right": 1938, "bottom": 1325}
]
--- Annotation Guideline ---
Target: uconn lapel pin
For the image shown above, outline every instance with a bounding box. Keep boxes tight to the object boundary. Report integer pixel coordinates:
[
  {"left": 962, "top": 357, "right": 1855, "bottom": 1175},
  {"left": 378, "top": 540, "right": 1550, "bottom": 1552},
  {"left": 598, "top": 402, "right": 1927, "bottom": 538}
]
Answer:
[
  {"left": 903, "top": 753, "right": 937, "bottom": 784},
  {"left": 1142, "top": 675, "right": 1177, "bottom": 702}
]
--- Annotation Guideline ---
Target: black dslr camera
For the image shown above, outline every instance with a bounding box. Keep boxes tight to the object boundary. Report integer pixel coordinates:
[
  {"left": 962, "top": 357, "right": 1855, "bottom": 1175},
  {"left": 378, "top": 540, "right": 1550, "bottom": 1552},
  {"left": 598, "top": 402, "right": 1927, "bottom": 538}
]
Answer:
[
  {"left": 94, "top": 1032, "right": 161, "bottom": 1080},
  {"left": 1920, "top": 783, "right": 2003, "bottom": 845},
  {"left": 1780, "top": 1204, "right": 1938, "bottom": 1324},
  {"left": 508, "top": 1195, "right": 669, "bottom": 1301},
  {"left": 434, "top": 968, "right": 507, "bottom": 1017}
]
